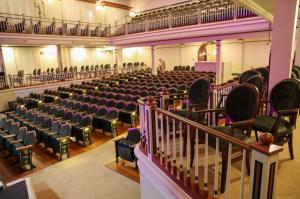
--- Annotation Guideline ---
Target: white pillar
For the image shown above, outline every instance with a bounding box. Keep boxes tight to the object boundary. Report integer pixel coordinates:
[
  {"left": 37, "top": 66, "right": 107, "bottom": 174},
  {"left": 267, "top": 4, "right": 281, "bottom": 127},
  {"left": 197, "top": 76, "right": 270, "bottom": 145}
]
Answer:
[
  {"left": 216, "top": 40, "right": 222, "bottom": 85},
  {"left": 294, "top": 21, "right": 300, "bottom": 66},
  {"left": 269, "top": 0, "right": 299, "bottom": 92},
  {"left": 57, "top": 45, "right": 63, "bottom": 69},
  {"left": 0, "top": 47, "right": 5, "bottom": 73},
  {"left": 151, "top": 45, "right": 156, "bottom": 75}
]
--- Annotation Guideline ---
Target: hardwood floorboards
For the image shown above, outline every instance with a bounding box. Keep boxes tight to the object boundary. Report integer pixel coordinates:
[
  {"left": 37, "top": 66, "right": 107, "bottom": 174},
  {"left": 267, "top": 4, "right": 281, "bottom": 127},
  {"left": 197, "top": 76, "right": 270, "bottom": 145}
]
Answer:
[
  {"left": 106, "top": 160, "right": 140, "bottom": 183},
  {"left": 0, "top": 124, "right": 129, "bottom": 183}
]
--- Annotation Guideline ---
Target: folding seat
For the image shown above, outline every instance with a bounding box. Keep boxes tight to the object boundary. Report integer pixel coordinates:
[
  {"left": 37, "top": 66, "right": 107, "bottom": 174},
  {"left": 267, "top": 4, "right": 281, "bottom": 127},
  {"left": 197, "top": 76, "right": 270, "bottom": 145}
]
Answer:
[
  {"left": 31, "top": 114, "right": 46, "bottom": 143},
  {"left": 87, "top": 104, "right": 98, "bottom": 116},
  {"left": 0, "top": 120, "right": 18, "bottom": 148},
  {"left": 53, "top": 109, "right": 65, "bottom": 120},
  {"left": 98, "top": 98, "right": 107, "bottom": 106},
  {"left": 101, "top": 109, "right": 119, "bottom": 137},
  {"left": 72, "top": 102, "right": 82, "bottom": 111},
  {"left": 72, "top": 115, "right": 92, "bottom": 146},
  {"left": 24, "top": 112, "right": 38, "bottom": 130},
  {"left": 120, "top": 102, "right": 138, "bottom": 127},
  {"left": 106, "top": 92, "right": 115, "bottom": 99},
  {"left": 140, "top": 91, "right": 149, "bottom": 97},
  {"left": 107, "top": 99, "right": 117, "bottom": 108},
  {"left": 49, "top": 123, "right": 72, "bottom": 160},
  {"left": 92, "top": 107, "right": 108, "bottom": 130},
  {"left": 149, "top": 91, "right": 159, "bottom": 97},
  {"left": 123, "top": 94, "right": 132, "bottom": 102},
  {"left": 77, "top": 94, "right": 85, "bottom": 102},
  {"left": 114, "top": 93, "right": 123, "bottom": 101},
  {"left": 79, "top": 103, "right": 89, "bottom": 114},
  {"left": 34, "top": 117, "right": 54, "bottom": 147},
  {"left": 11, "top": 130, "right": 37, "bottom": 170},
  {"left": 61, "top": 110, "right": 73, "bottom": 124},
  {"left": 99, "top": 92, "right": 107, "bottom": 98},
  {"left": 90, "top": 96, "right": 99, "bottom": 104},
  {"left": 0, "top": 116, "right": 7, "bottom": 130},
  {"left": 119, "top": 88, "right": 126, "bottom": 94},
  {"left": 4, "top": 125, "right": 26, "bottom": 153},
  {"left": 114, "top": 128, "right": 141, "bottom": 167},
  {"left": 131, "top": 96, "right": 139, "bottom": 102}
]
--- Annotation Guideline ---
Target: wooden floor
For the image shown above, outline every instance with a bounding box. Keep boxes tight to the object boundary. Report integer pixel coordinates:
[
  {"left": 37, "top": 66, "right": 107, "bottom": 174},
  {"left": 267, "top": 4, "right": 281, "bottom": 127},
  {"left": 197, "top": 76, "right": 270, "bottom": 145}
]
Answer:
[
  {"left": 106, "top": 159, "right": 140, "bottom": 183},
  {"left": 0, "top": 124, "right": 129, "bottom": 183}
]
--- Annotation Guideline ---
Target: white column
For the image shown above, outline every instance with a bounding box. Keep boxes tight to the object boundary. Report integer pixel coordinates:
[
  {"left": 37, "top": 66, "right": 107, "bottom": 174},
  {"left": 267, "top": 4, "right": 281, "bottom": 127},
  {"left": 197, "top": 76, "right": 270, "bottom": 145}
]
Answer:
[
  {"left": 216, "top": 40, "right": 222, "bottom": 85},
  {"left": 294, "top": 21, "right": 300, "bottom": 66},
  {"left": 151, "top": 45, "right": 156, "bottom": 75},
  {"left": 269, "top": 0, "right": 299, "bottom": 92},
  {"left": 57, "top": 45, "right": 63, "bottom": 69},
  {"left": 0, "top": 47, "right": 5, "bottom": 73},
  {"left": 115, "top": 47, "right": 123, "bottom": 67}
]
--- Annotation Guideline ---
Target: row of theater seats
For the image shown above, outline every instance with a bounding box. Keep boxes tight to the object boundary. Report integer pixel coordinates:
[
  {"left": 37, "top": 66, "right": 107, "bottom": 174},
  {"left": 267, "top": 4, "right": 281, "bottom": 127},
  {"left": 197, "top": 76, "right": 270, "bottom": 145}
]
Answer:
[
  {"left": 0, "top": 115, "right": 37, "bottom": 170},
  {"left": 5, "top": 69, "right": 227, "bottom": 169},
  {"left": 174, "top": 65, "right": 195, "bottom": 71},
  {"left": 0, "top": 17, "right": 109, "bottom": 37},
  {"left": 123, "top": 0, "right": 256, "bottom": 34}
]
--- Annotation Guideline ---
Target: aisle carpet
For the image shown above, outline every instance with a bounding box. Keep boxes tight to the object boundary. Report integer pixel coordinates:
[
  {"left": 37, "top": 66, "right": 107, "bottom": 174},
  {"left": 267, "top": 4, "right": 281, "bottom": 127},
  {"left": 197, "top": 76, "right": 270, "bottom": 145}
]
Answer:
[{"left": 29, "top": 139, "right": 140, "bottom": 199}]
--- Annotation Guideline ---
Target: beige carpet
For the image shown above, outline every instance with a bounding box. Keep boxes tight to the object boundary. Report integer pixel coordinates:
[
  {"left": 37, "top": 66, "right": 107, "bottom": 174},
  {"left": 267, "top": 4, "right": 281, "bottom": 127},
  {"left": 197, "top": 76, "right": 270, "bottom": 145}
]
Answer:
[
  {"left": 29, "top": 118, "right": 300, "bottom": 199},
  {"left": 29, "top": 139, "right": 140, "bottom": 199}
]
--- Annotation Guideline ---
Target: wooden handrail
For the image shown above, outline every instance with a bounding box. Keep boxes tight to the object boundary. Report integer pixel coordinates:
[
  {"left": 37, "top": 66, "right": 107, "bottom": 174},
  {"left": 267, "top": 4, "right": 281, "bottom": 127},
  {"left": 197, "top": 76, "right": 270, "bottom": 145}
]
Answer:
[{"left": 138, "top": 98, "right": 251, "bottom": 150}]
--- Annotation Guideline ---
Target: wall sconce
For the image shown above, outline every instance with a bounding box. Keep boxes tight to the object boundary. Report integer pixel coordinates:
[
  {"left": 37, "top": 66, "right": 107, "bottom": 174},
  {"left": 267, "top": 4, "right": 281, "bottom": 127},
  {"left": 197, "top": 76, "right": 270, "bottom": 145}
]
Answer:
[{"left": 96, "top": 0, "right": 105, "bottom": 11}]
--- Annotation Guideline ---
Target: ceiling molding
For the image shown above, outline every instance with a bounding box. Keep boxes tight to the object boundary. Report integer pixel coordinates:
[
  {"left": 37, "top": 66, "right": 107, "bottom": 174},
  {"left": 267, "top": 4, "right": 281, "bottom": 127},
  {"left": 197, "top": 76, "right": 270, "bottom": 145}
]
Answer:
[
  {"left": 238, "top": 0, "right": 273, "bottom": 22},
  {"left": 77, "top": 0, "right": 131, "bottom": 10}
]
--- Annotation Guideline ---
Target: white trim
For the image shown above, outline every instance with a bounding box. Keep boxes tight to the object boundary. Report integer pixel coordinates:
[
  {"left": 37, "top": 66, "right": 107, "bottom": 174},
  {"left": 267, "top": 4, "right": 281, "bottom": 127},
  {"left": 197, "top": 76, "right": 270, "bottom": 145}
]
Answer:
[{"left": 135, "top": 145, "right": 191, "bottom": 199}]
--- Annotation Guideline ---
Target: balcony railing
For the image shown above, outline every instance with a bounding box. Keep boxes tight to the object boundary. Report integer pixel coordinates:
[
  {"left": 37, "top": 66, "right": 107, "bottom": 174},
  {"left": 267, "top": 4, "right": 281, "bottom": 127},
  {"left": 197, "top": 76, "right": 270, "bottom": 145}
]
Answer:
[
  {"left": 137, "top": 82, "right": 282, "bottom": 199},
  {"left": 0, "top": 13, "right": 110, "bottom": 37},
  {"left": 111, "top": 2, "right": 257, "bottom": 37}
]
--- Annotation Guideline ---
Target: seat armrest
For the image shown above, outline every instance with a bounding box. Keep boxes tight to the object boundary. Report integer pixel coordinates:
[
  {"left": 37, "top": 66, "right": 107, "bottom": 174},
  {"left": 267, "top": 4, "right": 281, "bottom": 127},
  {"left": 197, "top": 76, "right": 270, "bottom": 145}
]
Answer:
[
  {"left": 3, "top": 134, "right": 16, "bottom": 138},
  {"left": 229, "top": 118, "right": 255, "bottom": 129},
  {"left": 57, "top": 136, "right": 70, "bottom": 141},
  {"left": 16, "top": 145, "right": 34, "bottom": 151},
  {"left": 195, "top": 108, "right": 225, "bottom": 113},
  {"left": 112, "top": 134, "right": 127, "bottom": 143}
]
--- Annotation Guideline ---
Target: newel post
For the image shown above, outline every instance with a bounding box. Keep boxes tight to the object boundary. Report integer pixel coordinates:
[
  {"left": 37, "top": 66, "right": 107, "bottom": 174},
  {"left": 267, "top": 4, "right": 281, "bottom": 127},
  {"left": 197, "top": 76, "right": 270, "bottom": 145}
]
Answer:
[
  {"left": 159, "top": 87, "right": 169, "bottom": 109},
  {"left": 249, "top": 134, "right": 283, "bottom": 199},
  {"left": 141, "top": 97, "right": 157, "bottom": 158}
]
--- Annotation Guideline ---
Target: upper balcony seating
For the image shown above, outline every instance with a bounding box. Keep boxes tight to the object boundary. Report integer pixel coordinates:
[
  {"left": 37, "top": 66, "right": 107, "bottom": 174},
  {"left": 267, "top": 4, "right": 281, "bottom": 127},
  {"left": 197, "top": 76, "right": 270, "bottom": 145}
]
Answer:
[{"left": 113, "top": 0, "right": 257, "bottom": 36}]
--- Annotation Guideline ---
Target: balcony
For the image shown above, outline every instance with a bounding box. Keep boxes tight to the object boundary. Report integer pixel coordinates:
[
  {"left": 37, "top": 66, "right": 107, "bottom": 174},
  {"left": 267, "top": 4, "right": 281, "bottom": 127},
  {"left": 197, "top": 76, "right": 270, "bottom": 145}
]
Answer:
[
  {"left": 0, "top": 13, "right": 109, "bottom": 45},
  {"left": 110, "top": 2, "right": 271, "bottom": 46}
]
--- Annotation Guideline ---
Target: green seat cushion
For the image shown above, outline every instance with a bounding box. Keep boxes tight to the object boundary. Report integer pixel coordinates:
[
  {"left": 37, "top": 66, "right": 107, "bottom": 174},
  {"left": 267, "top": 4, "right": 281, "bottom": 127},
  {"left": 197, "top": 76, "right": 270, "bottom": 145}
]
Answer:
[
  {"left": 170, "top": 109, "right": 206, "bottom": 124},
  {"left": 254, "top": 115, "right": 293, "bottom": 136},
  {"left": 210, "top": 126, "right": 251, "bottom": 144}
]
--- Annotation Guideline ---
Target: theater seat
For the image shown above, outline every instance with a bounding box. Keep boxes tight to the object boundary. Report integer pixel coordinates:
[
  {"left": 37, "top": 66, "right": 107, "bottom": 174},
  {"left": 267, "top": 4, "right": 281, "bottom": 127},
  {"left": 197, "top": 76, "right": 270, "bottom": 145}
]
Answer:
[{"left": 114, "top": 128, "right": 140, "bottom": 167}]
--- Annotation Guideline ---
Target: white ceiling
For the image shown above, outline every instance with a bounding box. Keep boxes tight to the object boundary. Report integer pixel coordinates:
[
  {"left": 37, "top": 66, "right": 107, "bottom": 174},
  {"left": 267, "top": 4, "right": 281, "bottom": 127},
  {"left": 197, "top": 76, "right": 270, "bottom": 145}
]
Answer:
[{"left": 238, "top": 0, "right": 274, "bottom": 21}]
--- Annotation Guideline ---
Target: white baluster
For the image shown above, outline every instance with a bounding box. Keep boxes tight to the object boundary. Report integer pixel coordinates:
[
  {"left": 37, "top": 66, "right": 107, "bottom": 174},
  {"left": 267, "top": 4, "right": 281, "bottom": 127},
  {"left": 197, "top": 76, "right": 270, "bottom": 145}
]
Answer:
[
  {"left": 239, "top": 149, "right": 246, "bottom": 199},
  {"left": 172, "top": 118, "right": 176, "bottom": 175},
  {"left": 194, "top": 129, "right": 199, "bottom": 184},
  {"left": 155, "top": 111, "right": 160, "bottom": 156},
  {"left": 225, "top": 143, "right": 232, "bottom": 199},
  {"left": 214, "top": 137, "right": 219, "bottom": 197},
  {"left": 160, "top": 114, "right": 165, "bottom": 165},
  {"left": 179, "top": 121, "right": 183, "bottom": 179},
  {"left": 166, "top": 115, "right": 171, "bottom": 169},
  {"left": 204, "top": 133, "right": 208, "bottom": 190},
  {"left": 186, "top": 125, "right": 191, "bottom": 180}
]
